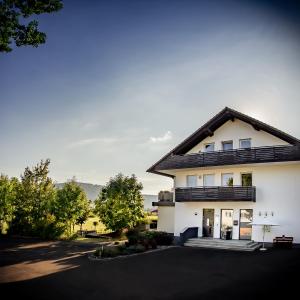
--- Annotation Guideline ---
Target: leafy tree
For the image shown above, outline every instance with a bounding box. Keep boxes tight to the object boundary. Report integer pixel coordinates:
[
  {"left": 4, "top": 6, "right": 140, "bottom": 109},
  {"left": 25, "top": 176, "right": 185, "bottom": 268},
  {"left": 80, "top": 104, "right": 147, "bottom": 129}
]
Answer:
[
  {"left": 93, "top": 220, "right": 98, "bottom": 231},
  {"left": 76, "top": 199, "right": 91, "bottom": 233},
  {"left": 10, "top": 159, "right": 57, "bottom": 236},
  {"left": 94, "top": 173, "right": 144, "bottom": 235},
  {"left": 0, "top": 0, "right": 63, "bottom": 52},
  {"left": 0, "top": 175, "right": 19, "bottom": 233},
  {"left": 55, "top": 179, "right": 90, "bottom": 237}
]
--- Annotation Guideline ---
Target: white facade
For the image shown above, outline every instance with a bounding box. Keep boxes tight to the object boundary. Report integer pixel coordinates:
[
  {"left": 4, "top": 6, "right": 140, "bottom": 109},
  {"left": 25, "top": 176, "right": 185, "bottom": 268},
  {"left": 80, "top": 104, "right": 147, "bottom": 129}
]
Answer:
[
  {"left": 157, "top": 207, "right": 175, "bottom": 233},
  {"left": 150, "top": 113, "right": 300, "bottom": 244},
  {"left": 187, "top": 119, "right": 288, "bottom": 154},
  {"left": 173, "top": 163, "right": 300, "bottom": 243}
]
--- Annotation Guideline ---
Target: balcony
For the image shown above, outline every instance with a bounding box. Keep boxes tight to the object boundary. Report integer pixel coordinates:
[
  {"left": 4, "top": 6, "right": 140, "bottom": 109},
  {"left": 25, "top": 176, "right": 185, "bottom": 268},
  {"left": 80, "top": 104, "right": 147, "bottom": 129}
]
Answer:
[
  {"left": 175, "top": 186, "right": 256, "bottom": 202},
  {"left": 154, "top": 145, "right": 300, "bottom": 171},
  {"left": 152, "top": 190, "right": 175, "bottom": 207}
]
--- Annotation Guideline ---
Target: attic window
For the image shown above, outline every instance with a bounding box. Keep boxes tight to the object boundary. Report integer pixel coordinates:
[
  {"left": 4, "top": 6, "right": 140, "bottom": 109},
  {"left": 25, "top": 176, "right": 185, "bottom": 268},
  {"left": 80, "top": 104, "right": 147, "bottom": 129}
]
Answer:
[
  {"left": 204, "top": 143, "right": 215, "bottom": 152},
  {"left": 240, "top": 139, "right": 251, "bottom": 149}
]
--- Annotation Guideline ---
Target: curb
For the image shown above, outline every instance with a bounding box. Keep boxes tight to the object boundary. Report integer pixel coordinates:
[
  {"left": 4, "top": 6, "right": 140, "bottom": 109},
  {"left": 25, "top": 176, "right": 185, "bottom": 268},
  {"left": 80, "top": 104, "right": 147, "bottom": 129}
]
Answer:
[{"left": 88, "top": 246, "right": 177, "bottom": 261}]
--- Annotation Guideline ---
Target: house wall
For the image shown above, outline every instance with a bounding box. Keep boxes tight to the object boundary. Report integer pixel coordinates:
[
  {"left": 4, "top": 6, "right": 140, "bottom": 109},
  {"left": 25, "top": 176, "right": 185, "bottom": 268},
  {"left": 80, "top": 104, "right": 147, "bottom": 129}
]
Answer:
[
  {"left": 173, "top": 163, "right": 300, "bottom": 243},
  {"left": 157, "top": 207, "right": 175, "bottom": 234},
  {"left": 187, "top": 119, "right": 289, "bottom": 154}
]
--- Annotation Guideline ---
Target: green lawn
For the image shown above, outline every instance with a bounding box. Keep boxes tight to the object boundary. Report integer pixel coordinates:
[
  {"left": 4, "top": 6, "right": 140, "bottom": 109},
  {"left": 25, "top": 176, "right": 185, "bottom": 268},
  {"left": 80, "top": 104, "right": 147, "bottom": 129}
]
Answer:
[{"left": 74, "top": 216, "right": 108, "bottom": 234}]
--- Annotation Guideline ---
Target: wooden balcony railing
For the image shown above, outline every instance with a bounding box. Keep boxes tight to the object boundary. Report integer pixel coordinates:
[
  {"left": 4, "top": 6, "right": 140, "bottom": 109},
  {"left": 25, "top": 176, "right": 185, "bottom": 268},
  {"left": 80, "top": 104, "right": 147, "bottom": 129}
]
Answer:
[
  {"left": 175, "top": 186, "right": 256, "bottom": 202},
  {"left": 155, "top": 145, "right": 300, "bottom": 171}
]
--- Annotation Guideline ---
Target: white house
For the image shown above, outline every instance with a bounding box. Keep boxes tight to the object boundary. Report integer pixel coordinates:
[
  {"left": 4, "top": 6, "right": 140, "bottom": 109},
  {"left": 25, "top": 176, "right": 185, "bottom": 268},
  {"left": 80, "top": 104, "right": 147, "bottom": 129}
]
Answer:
[{"left": 147, "top": 107, "right": 300, "bottom": 247}]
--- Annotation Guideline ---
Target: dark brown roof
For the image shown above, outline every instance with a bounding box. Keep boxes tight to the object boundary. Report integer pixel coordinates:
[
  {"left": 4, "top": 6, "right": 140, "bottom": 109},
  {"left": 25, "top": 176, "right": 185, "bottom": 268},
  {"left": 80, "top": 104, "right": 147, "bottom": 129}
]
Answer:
[{"left": 147, "top": 107, "right": 300, "bottom": 176}]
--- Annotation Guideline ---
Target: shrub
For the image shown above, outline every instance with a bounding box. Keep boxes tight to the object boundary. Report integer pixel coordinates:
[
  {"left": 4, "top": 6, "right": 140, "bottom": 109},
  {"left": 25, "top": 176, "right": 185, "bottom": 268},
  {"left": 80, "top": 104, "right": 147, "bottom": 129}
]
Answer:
[
  {"left": 94, "top": 246, "right": 121, "bottom": 258},
  {"left": 126, "top": 228, "right": 140, "bottom": 245},
  {"left": 150, "top": 231, "right": 173, "bottom": 246}
]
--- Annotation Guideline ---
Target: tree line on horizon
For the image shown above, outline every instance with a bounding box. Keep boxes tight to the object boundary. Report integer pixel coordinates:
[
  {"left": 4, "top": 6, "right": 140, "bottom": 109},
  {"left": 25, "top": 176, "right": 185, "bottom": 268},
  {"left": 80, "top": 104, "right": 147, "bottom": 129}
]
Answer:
[{"left": 0, "top": 159, "right": 144, "bottom": 239}]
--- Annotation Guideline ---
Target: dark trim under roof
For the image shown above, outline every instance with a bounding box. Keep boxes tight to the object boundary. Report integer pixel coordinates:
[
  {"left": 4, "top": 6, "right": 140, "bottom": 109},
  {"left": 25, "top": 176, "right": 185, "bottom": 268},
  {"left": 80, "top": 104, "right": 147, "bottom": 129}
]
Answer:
[{"left": 147, "top": 107, "right": 300, "bottom": 176}]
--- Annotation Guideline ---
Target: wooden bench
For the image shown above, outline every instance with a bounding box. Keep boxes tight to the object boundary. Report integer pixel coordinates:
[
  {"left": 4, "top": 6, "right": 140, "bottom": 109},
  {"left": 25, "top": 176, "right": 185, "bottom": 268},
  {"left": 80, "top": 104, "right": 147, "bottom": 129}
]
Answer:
[{"left": 273, "top": 235, "right": 293, "bottom": 248}]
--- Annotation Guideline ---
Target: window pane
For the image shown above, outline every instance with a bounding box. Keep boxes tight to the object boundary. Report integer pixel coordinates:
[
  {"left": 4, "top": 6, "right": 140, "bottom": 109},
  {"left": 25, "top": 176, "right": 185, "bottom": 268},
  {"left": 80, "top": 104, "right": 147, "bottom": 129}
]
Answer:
[
  {"left": 187, "top": 175, "right": 197, "bottom": 187},
  {"left": 222, "top": 141, "right": 233, "bottom": 151},
  {"left": 240, "top": 139, "right": 251, "bottom": 148},
  {"left": 203, "top": 174, "right": 215, "bottom": 186},
  {"left": 222, "top": 173, "right": 234, "bottom": 186},
  {"left": 241, "top": 173, "right": 252, "bottom": 186},
  {"left": 204, "top": 143, "right": 214, "bottom": 152}
]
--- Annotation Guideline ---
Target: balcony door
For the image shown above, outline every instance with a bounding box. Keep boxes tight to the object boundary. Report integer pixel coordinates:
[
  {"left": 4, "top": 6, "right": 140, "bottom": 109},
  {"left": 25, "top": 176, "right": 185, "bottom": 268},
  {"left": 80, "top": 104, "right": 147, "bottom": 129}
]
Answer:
[
  {"left": 222, "top": 173, "right": 234, "bottom": 186},
  {"left": 239, "top": 209, "right": 253, "bottom": 240},
  {"left": 187, "top": 175, "right": 197, "bottom": 187},
  {"left": 203, "top": 174, "right": 215, "bottom": 186},
  {"left": 202, "top": 209, "right": 214, "bottom": 238}
]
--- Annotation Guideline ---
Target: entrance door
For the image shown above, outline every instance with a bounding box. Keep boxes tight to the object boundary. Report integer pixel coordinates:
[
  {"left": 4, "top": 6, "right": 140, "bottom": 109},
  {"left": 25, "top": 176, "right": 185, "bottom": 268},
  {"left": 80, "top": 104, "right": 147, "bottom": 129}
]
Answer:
[
  {"left": 202, "top": 209, "right": 214, "bottom": 237},
  {"left": 239, "top": 209, "right": 253, "bottom": 240},
  {"left": 220, "top": 209, "right": 233, "bottom": 239}
]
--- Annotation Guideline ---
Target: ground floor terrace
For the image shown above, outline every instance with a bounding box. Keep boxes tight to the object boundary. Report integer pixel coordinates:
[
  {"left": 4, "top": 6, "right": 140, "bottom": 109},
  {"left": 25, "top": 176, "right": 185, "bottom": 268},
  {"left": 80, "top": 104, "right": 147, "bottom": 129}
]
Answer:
[{"left": 0, "top": 237, "right": 299, "bottom": 299}]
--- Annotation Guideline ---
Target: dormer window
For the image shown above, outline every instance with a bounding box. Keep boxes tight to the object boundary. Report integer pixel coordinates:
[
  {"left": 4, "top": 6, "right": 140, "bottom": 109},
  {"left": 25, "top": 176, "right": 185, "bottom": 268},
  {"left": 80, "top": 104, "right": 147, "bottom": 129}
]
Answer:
[
  {"left": 222, "top": 140, "right": 233, "bottom": 151},
  {"left": 240, "top": 139, "right": 251, "bottom": 149},
  {"left": 204, "top": 143, "right": 215, "bottom": 152}
]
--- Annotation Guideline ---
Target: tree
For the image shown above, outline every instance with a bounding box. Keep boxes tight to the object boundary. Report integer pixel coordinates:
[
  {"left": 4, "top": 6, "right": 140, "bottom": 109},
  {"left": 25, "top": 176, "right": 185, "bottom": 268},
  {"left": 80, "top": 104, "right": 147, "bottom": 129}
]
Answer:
[
  {"left": 76, "top": 200, "right": 91, "bottom": 234},
  {"left": 0, "top": 0, "right": 63, "bottom": 52},
  {"left": 93, "top": 221, "right": 98, "bottom": 231},
  {"left": 0, "top": 175, "right": 19, "bottom": 233},
  {"left": 10, "top": 159, "right": 57, "bottom": 236},
  {"left": 55, "top": 179, "right": 90, "bottom": 237},
  {"left": 94, "top": 173, "right": 144, "bottom": 235}
]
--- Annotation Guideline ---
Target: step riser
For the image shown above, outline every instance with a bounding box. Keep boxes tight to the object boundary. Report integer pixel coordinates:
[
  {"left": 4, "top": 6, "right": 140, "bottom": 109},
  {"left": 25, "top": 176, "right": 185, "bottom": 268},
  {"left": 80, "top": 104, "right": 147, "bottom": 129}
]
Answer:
[{"left": 184, "top": 238, "right": 261, "bottom": 251}]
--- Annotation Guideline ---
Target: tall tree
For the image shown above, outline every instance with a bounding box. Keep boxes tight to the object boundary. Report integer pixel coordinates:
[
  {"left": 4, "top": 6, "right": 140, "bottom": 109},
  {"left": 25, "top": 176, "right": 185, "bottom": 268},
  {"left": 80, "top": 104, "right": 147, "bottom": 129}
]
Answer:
[
  {"left": 0, "top": 0, "right": 63, "bottom": 52},
  {"left": 94, "top": 173, "right": 144, "bottom": 235},
  {"left": 0, "top": 175, "right": 19, "bottom": 233},
  {"left": 10, "top": 159, "right": 56, "bottom": 235},
  {"left": 55, "top": 179, "right": 90, "bottom": 236}
]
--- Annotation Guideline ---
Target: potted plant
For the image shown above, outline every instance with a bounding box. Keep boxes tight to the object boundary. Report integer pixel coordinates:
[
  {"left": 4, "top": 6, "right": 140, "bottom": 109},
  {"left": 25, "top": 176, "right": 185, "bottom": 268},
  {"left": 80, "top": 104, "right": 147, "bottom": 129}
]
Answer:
[{"left": 225, "top": 226, "right": 232, "bottom": 240}]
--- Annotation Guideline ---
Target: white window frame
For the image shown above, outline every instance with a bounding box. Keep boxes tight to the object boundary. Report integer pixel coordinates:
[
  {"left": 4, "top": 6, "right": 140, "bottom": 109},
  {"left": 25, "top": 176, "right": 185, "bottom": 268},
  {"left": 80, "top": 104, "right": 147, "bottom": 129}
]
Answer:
[
  {"left": 222, "top": 140, "right": 233, "bottom": 151},
  {"left": 239, "top": 138, "right": 251, "bottom": 149},
  {"left": 203, "top": 174, "right": 215, "bottom": 187},
  {"left": 221, "top": 173, "right": 234, "bottom": 186},
  {"left": 186, "top": 175, "right": 197, "bottom": 187},
  {"left": 204, "top": 142, "right": 215, "bottom": 152}
]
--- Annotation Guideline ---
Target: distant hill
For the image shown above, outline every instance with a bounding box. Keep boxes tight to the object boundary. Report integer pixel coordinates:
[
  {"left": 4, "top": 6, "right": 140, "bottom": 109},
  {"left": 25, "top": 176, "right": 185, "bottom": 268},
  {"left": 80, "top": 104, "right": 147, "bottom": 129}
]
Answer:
[
  {"left": 55, "top": 182, "right": 103, "bottom": 201},
  {"left": 55, "top": 182, "right": 157, "bottom": 210}
]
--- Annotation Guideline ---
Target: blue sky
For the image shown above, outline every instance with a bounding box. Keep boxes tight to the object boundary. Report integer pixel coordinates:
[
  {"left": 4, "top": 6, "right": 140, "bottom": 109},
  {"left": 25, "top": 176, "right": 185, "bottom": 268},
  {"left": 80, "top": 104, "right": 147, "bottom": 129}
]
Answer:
[{"left": 1, "top": 0, "right": 300, "bottom": 193}]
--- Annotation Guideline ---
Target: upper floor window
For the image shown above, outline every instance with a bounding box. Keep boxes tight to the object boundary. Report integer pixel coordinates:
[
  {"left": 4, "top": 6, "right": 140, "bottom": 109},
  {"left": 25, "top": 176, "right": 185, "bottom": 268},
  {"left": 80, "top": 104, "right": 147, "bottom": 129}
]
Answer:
[
  {"left": 204, "top": 143, "right": 215, "bottom": 152},
  {"left": 222, "top": 140, "right": 233, "bottom": 151},
  {"left": 187, "top": 175, "right": 197, "bottom": 187},
  {"left": 241, "top": 173, "right": 252, "bottom": 186},
  {"left": 240, "top": 138, "right": 251, "bottom": 149},
  {"left": 222, "top": 173, "right": 234, "bottom": 186},
  {"left": 203, "top": 174, "right": 215, "bottom": 186}
]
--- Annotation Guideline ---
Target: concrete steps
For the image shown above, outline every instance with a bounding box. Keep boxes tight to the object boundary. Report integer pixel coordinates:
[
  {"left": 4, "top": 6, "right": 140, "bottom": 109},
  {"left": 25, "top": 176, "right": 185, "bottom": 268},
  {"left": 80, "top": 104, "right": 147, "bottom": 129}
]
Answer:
[{"left": 184, "top": 238, "right": 261, "bottom": 252}]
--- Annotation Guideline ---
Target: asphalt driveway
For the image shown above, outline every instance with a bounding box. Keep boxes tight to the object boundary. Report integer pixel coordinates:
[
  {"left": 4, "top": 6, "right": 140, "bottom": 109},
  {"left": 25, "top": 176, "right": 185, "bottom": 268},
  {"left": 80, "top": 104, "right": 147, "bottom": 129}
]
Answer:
[{"left": 0, "top": 237, "right": 299, "bottom": 300}]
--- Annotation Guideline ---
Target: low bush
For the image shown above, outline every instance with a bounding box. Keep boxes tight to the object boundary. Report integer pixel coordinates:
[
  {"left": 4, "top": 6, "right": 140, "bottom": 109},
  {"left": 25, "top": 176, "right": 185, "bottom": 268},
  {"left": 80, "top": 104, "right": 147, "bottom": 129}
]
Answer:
[
  {"left": 126, "top": 229, "right": 173, "bottom": 247},
  {"left": 94, "top": 246, "right": 121, "bottom": 258},
  {"left": 151, "top": 231, "right": 174, "bottom": 246}
]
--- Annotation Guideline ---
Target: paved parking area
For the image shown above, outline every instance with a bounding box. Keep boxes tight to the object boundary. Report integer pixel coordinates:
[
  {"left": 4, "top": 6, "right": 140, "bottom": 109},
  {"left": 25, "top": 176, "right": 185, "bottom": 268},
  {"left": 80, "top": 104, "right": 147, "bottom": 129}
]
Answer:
[{"left": 0, "top": 237, "right": 299, "bottom": 299}]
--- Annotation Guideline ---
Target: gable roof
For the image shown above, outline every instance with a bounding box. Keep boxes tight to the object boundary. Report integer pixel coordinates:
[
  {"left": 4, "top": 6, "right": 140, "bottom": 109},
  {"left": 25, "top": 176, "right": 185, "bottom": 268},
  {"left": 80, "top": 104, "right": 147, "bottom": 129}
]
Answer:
[{"left": 147, "top": 107, "right": 300, "bottom": 177}]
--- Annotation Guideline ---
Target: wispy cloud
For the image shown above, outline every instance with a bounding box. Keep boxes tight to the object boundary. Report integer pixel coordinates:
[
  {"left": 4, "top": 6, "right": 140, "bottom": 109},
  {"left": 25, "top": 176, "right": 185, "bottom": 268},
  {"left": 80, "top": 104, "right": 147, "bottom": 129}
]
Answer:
[
  {"left": 68, "top": 137, "right": 117, "bottom": 148},
  {"left": 149, "top": 131, "right": 172, "bottom": 143}
]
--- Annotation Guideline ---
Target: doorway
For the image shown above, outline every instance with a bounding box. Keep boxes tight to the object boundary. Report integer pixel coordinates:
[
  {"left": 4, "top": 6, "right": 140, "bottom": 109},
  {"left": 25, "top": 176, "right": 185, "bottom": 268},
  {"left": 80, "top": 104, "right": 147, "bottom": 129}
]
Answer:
[
  {"left": 220, "top": 209, "right": 233, "bottom": 239},
  {"left": 202, "top": 209, "right": 214, "bottom": 237},
  {"left": 239, "top": 209, "right": 253, "bottom": 240}
]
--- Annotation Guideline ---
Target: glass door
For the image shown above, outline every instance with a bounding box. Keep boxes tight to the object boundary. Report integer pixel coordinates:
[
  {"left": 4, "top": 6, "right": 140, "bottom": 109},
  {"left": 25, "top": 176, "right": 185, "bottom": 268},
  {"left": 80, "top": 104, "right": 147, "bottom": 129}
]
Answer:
[
  {"left": 239, "top": 209, "right": 253, "bottom": 240},
  {"left": 202, "top": 209, "right": 214, "bottom": 237},
  {"left": 220, "top": 209, "right": 233, "bottom": 239}
]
